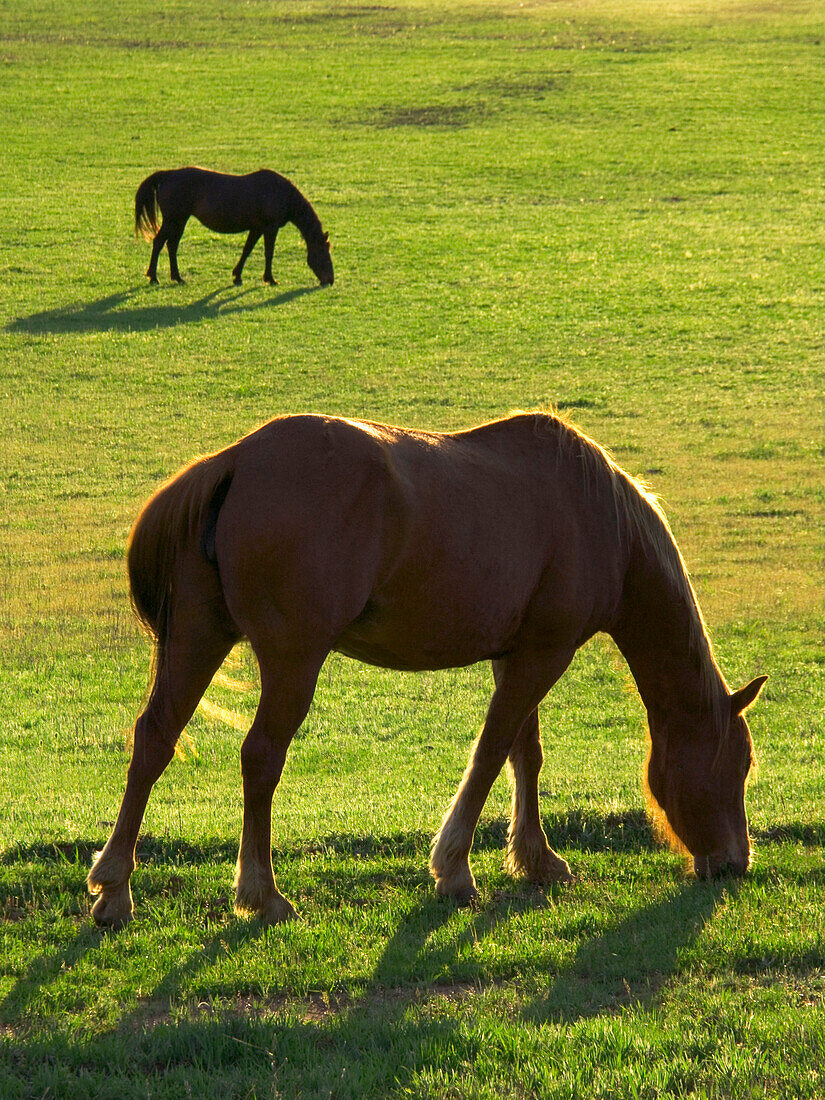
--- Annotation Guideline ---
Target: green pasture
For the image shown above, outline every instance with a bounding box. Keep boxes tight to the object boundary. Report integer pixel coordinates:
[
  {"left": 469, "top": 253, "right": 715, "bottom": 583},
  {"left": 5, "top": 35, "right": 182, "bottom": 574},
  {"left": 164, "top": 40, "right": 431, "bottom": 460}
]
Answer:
[{"left": 1, "top": 0, "right": 823, "bottom": 1096}]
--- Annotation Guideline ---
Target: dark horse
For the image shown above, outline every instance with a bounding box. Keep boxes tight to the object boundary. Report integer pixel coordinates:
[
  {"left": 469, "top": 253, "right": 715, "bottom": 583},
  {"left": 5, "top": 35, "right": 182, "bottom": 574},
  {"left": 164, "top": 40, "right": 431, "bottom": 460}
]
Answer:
[
  {"left": 88, "top": 412, "right": 766, "bottom": 927},
  {"left": 134, "top": 167, "right": 334, "bottom": 287}
]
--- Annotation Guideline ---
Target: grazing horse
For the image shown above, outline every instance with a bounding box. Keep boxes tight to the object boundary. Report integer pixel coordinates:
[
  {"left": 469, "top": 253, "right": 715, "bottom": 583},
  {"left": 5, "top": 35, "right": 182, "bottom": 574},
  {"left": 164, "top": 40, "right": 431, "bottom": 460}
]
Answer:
[
  {"left": 88, "top": 412, "right": 766, "bottom": 927},
  {"left": 134, "top": 167, "right": 334, "bottom": 287}
]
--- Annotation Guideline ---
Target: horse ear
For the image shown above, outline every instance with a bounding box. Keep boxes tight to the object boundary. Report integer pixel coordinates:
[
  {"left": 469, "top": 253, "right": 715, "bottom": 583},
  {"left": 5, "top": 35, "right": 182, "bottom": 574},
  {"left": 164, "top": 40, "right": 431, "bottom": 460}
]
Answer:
[{"left": 730, "top": 675, "right": 768, "bottom": 714}]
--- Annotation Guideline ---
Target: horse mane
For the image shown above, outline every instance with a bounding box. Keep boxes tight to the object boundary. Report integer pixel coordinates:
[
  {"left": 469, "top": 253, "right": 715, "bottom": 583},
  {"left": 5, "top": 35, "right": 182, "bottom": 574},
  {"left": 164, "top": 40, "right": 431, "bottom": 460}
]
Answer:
[
  {"left": 520, "top": 410, "right": 728, "bottom": 740},
  {"left": 287, "top": 187, "right": 328, "bottom": 248}
]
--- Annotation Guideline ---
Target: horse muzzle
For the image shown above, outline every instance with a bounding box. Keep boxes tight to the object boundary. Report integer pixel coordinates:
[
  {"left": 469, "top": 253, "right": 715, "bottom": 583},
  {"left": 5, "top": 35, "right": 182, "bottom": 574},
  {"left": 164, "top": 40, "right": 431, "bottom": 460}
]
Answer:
[{"left": 693, "top": 847, "right": 751, "bottom": 879}]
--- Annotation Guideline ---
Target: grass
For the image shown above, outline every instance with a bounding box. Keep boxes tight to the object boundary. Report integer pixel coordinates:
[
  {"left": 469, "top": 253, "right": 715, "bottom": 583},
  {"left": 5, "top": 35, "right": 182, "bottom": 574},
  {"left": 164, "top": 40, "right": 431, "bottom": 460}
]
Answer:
[{"left": 0, "top": 0, "right": 823, "bottom": 1096}]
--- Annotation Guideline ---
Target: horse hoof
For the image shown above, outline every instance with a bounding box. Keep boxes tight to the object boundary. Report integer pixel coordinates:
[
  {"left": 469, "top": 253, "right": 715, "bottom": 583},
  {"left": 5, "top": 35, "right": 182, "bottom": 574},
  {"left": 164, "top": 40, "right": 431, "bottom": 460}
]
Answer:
[
  {"left": 146, "top": 275, "right": 158, "bottom": 284},
  {"left": 233, "top": 276, "right": 242, "bottom": 286},
  {"left": 263, "top": 277, "right": 278, "bottom": 286},
  {"left": 91, "top": 894, "right": 134, "bottom": 930},
  {"left": 257, "top": 895, "right": 298, "bottom": 925},
  {"left": 435, "top": 878, "right": 478, "bottom": 907}
]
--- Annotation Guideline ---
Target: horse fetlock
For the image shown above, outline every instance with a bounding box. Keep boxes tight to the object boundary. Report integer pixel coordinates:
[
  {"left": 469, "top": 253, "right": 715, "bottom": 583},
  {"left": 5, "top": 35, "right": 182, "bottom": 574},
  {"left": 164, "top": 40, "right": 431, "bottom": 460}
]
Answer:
[
  {"left": 505, "top": 836, "right": 574, "bottom": 883},
  {"left": 87, "top": 847, "right": 135, "bottom": 894}
]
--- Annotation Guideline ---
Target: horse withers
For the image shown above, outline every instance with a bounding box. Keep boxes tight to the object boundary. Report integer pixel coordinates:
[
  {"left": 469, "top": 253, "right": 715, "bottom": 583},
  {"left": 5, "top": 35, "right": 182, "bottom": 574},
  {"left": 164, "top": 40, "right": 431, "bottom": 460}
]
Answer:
[
  {"left": 134, "top": 167, "right": 334, "bottom": 287},
  {"left": 88, "top": 412, "right": 766, "bottom": 927}
]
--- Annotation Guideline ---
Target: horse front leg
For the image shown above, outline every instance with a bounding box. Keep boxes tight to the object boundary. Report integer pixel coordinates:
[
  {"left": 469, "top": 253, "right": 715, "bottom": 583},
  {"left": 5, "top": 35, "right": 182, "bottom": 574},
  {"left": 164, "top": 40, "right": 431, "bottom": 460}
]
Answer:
[
  {"left": 430, "top": 647, "right": 575, "bottom": 903},
  {"left": 232, "top": 229, "right": 262, "bottom": 285},
  {"left": 504, "top": 707, "right": 573, "bottom": 884},
  {"left": 261, "top": 228, "right": 279, "bottom": 285},
  {"left": 88, "top": 629, "right": 234, "bottom": 927},
  {"left": 234, "top": 653, "right": 322, "bottom": 923}
]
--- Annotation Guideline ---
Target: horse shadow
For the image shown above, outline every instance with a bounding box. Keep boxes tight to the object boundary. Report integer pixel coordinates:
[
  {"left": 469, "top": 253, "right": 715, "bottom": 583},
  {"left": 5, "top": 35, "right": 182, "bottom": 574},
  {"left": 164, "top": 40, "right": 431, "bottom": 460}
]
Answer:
[
  {"left": 6, "top": 283, "right": 321, "bottom": 335},
  {"left": 3, "top": 815, "right": 824, "bottom": 1095}
]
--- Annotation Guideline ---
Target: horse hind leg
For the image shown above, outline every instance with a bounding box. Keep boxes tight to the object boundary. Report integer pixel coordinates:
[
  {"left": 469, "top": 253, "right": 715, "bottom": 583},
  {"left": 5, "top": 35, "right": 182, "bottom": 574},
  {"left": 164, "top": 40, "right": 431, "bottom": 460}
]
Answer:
[
  {"left": 233, "top": 649, "right": 324, "bottom": 923},
  {"left": 430, "top": 647, "right": 575, "bottom": 903},
  {"left": 504, "top": 707, "right": 573, "bottom": 884},
  {"left": 146, "top": 227, "right": 168, "bottom": 283},
  {"left": 162, "top": 219, "right": 188, "bottom": 283},
  {"left": 232, "top": 229, "right": 262, "bottom": 285},
  {"left": 88, "top": 617, "right": 236, "bottom": 927}
]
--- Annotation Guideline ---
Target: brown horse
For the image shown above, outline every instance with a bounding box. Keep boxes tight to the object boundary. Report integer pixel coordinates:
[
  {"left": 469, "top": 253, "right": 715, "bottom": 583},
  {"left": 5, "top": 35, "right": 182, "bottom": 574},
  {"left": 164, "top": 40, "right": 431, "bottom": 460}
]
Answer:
[
  {"left": 88, "top": 412, "right": 766, "bottom": 927},
  {"left": 134, "top": 167, "right": 334, "bottom": 287}
]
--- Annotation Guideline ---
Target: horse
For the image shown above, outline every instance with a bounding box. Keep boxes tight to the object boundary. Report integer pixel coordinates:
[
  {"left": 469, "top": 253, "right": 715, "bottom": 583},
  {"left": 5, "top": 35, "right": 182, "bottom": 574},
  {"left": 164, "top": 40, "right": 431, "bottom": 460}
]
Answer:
[
  {"left": 134, "top": 167, "right": 334, "bottom": 287},
  {"left": 87, "top": 412, "right": 766, "bottom": 928}
]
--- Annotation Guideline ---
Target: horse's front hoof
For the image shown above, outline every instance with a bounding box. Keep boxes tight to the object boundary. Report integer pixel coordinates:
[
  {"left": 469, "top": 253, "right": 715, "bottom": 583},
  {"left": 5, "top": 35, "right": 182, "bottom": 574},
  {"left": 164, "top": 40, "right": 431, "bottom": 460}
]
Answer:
[
  {"left": 263, "top": 277, "right": 278, "bottom": 286},
  {"left": 91, "top": 893, "right": 134, "bottom": 930},
  {"left": 435, "top": 877, "right": 478, "bottom": 907},
  {"left": 528, "top": 854, "right": 575, "bottom": 885},
  {"left": 256, "top": 895, "right": 298, "bottom": 925},
  {"left": 146, "top": 275, "right": 158, "bottom": 284},
  {"left": 233, "top": 275, "right": 242, "bottom": 286}
]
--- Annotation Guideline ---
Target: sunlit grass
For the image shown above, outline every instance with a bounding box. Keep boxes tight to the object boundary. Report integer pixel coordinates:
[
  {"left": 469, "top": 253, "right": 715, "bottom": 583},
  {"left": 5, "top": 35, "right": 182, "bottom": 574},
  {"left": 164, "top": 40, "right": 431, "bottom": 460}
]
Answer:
[{"left": 0, "top": 0, "right": 823, "bottom": 1096}]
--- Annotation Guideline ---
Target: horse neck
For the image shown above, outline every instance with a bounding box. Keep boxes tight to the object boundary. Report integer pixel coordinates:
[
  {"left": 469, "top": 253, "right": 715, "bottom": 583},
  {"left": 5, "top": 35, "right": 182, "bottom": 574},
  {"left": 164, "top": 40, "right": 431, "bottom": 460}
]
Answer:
[
  {"left": 610, "top": 536, "right": 726, "bottom": 729},
  {"left": 288, "top": 192, "right": 325, "bottom": 247}
]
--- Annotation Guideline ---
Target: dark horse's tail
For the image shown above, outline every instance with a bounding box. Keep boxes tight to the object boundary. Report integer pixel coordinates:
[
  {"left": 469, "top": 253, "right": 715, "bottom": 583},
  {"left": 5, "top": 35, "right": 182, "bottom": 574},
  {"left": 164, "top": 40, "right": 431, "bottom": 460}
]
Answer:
[
  {"left": 127, "top": 450, "right": 236, "bottom": 646},
  {"left": 134, "top": 171, "right": 168, "bottom": 241}
]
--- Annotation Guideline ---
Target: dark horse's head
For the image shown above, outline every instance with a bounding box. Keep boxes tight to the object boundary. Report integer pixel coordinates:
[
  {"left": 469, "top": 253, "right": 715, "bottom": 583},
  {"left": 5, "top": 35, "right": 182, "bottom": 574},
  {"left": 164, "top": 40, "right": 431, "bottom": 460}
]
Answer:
[
  {"left": 646, "top": 676, "right": 767, "bottom": 878},
  {"left": 307, "top": 232, "right": 334, "bottom": 286}
]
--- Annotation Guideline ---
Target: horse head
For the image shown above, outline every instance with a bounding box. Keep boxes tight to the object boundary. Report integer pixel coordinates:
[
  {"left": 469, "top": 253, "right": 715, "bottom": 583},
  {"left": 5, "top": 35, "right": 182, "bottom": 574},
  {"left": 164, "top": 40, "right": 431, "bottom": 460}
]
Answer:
[
  {"left": 646, "top": 676, "right": 767, "bottom": 877},
  {"left": 307, "top": 232, "right": 334, "bottom": 286}
]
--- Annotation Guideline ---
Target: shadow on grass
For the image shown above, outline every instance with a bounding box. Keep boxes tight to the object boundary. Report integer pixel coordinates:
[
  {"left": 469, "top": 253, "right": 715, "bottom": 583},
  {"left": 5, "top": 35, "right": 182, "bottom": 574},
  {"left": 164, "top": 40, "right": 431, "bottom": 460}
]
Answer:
[
  {"left": 5, "top": 810, "right": 825, "bottom": 870},
  {"left": 6, "top": 282, "right": 321, "bottom": 334},
  {"left": 0, "top": 878, "right": 736, "bottom": 1097},
  {"left": 0, "top": 807, "right": 660, "bottom": 870},
  {"left": 2, "top": 815, "right": 824, "bottom": 1096}
]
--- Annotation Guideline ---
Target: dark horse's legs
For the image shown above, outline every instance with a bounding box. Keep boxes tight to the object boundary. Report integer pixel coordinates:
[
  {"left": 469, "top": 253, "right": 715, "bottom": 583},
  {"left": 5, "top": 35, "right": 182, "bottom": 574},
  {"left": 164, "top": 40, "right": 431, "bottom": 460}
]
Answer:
[
  {"left": 165, "top": 219, "right": 188, "bottom": 283},
  {"left": 262, "top": 228, "right": 279, "bottom": 285},
  {"left": 145, "top": 218, "right": 189, "bottom": 283},
  {"left": 430, "top": 646, "right": 575, "bottom": 902},
  {"left": 232, "top": 229, "right": 263, "bottom": 285},
  {"left": 146, "top": 227, "right": 168, "bottom": 284}
]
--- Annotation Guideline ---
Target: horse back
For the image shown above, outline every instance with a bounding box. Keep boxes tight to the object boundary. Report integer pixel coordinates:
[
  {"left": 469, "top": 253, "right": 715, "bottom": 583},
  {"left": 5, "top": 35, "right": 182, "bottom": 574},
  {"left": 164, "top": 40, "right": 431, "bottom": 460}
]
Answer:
[
  {"left": 210, "top": 415, "right": 630, "bottom": 670},
  {"left": 154, "top": 167, "right": 294, "bottom": 233}
]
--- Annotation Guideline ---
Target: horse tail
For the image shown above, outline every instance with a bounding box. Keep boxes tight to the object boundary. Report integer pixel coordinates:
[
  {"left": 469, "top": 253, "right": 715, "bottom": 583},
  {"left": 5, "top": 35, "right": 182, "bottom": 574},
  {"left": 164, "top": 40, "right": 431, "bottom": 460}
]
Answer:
[
  {"left": 127, "top": 450, "right": 236, "bottom": 647},
  {"left": 134, "top": 171, "right": 166, "bottom": 240}
]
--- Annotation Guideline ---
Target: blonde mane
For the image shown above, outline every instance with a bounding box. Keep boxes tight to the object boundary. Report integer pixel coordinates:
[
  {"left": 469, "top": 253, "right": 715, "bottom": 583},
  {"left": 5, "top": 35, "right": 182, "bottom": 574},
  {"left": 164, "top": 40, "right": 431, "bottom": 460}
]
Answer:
[{"left": 529, "top": 409, "right": 728, "bottom": 740}]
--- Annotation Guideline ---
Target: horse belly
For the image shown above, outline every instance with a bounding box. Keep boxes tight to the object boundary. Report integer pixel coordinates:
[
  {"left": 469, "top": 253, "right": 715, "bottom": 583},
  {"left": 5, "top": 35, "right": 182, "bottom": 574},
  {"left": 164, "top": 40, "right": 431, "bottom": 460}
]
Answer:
[
  {"left": 193, "top": 201, "right": 255, "bottom": 234},
  {"left": 334, "top": 577, "right": 529, "bottom": 672}
]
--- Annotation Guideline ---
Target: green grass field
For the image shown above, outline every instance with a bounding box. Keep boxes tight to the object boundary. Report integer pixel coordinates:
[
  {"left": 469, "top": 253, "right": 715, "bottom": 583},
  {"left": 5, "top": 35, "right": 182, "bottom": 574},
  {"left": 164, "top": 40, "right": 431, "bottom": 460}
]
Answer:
[{"left": 1, "top": 1, "right": 823, "bottom": 1096}]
